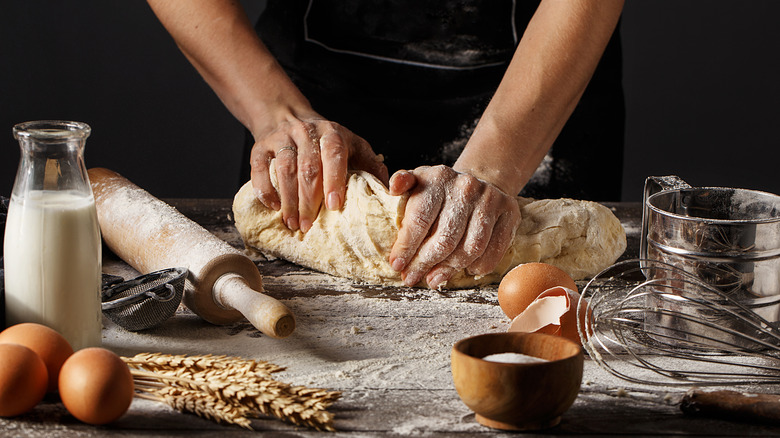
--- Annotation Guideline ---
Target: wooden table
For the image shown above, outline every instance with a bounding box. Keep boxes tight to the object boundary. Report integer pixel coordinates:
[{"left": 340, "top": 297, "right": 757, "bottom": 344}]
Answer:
[{"left": 4, "top": 200, "right": 780, "bottom": 437}]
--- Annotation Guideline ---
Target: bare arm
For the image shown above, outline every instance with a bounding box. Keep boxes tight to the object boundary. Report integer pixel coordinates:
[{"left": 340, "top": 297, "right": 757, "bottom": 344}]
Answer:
[
  {"left": 147, "top": 0, "right": 309, "bottom": 147},
  {"left": 146, "top": 0, "right": 387, "bottom": 232},
  {"left": 455, "top": 0, "right": 625, "bottom": 194},
  {"left": 390, "top": 0, "right": 624, "bottom": 288}
]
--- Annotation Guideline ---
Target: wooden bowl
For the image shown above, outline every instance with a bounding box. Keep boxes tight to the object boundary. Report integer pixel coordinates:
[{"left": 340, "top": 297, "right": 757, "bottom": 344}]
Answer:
[{"left": 451, "top": 332, "right": 584, "bottom": 431}]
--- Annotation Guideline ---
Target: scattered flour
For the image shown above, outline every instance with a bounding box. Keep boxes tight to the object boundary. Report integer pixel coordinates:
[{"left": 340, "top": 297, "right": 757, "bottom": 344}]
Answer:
[
  {"left": 97, "top": 278, "right": 507, "bottom": 433},
  {"left": 101, "top": 274, "right": 507, "bottom": 390}
]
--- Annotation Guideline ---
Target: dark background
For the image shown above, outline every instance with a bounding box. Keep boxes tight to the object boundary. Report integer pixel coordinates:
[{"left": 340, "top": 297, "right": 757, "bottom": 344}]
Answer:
[{"left": 1, "top": 1, "right": 778, "bottom": 202}]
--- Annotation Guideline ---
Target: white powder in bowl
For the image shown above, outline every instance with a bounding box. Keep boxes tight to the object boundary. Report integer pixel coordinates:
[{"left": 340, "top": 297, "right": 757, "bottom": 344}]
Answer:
[{"left": 482, "top": 352, "right": 548, "bottom": 364}]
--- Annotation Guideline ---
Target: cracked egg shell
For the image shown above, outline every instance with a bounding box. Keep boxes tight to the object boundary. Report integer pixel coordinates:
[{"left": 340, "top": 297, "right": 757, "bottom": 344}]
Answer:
[
  {"left": 507, "top": 286, "right": 591, "bottom": 345},
  {"left": 498, "top": 263, "right": 577, "bottom": 320}
]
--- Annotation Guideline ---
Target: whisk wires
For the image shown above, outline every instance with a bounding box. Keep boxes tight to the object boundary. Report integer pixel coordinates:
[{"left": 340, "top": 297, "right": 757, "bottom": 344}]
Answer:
[{"left": 578, "top": 259, "right": 780, "bottom": 386}]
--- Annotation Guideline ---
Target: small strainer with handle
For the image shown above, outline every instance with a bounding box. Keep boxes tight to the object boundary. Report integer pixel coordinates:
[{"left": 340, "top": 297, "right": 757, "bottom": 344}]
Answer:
[{"left": 101, "top": 267, "right": 187, "bottom": 331}]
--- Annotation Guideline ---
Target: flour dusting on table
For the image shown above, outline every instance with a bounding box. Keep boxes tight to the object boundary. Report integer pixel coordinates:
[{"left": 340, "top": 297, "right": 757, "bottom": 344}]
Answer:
[{"left": 99, "top": 265, "right": 510, "bottom": 432}]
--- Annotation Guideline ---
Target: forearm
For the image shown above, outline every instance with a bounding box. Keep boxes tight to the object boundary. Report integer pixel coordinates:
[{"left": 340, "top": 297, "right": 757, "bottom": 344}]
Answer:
[
  {"left": 146, "top": 0, "right": 315, "bottom": 138},
  {"left": 454, "top": 0, "right": 624, "bottom": 195}
]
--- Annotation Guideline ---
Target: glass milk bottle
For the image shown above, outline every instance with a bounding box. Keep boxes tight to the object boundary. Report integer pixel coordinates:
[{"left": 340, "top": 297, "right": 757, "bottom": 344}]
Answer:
[{"left": 3, "top": 121, "right": 102, "bottom": 350}]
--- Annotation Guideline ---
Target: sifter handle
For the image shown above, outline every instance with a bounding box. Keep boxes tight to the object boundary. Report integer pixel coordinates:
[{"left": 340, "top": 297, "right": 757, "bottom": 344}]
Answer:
[{"left": 640, "top": 175, "right": 692, "bottom": 261}]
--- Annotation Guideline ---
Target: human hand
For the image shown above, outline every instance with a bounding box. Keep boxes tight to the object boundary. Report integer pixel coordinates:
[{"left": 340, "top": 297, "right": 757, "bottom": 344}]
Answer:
[
  {"left": 249, "top": 117, "right": 388, "bottom": 232},
  {"left": 388, "top": 165, "right": 521, "bottom": 289}
]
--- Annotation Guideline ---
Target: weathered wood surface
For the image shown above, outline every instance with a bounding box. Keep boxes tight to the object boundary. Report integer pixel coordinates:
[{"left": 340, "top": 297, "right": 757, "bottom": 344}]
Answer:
[{"left": 4, "top": 200, "right": 780, "bottom": 437}]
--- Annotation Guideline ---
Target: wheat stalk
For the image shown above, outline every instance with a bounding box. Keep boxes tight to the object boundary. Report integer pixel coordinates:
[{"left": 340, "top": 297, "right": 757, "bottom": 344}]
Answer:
[
  {"left": 136, "top": 386, "right": 254, "bottom": 429},
  {"left": 125, "top": 353, "right": 284, "bottom": 377},
  {"left": 124, "top": 353, "right": 341, "bottom": 431}
]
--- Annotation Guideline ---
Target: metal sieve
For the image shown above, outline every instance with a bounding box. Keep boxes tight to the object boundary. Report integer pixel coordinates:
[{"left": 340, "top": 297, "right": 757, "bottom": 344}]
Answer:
[
  {"left": 641, "top": 176, "right": 780, "bottom": 347},
  {"left": 101, "top": 267, "right": 187, "bottom": 331}
]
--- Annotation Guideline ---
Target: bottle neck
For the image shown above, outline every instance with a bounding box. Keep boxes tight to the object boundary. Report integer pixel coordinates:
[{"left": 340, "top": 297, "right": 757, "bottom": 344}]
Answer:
[{"left": 12, "top": 121, "right": 92, "bottom": 199}]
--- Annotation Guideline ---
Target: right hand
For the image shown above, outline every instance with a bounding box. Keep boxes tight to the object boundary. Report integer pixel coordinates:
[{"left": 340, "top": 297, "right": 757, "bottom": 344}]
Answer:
[
  {"left": 249, "top": 115, "right": 388, "bottom": 233},
  {"left": 388, "top": 166, "right": 521, "bottom": 289}
]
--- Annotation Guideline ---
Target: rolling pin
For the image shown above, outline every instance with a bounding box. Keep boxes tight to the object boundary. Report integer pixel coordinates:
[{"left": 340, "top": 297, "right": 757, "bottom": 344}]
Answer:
[{"left": 88, "top": 168, "right": 295, "bottom": 338}]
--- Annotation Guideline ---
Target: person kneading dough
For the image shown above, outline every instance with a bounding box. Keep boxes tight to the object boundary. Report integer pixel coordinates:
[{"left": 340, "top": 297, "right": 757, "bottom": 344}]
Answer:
[{"left": 146, "top": 1, "right": 626, "bottom": 288}]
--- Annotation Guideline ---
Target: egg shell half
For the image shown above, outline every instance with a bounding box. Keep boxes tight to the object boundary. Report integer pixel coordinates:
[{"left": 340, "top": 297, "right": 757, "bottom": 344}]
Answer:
[{"left": 507, "top": 286, "right": 591, "bottom": 345}]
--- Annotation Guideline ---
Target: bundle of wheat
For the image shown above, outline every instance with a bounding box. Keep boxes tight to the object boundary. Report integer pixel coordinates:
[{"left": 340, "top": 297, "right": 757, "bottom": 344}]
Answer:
[{"left": 124, "top": 353, "right": 341, "bottom": 431}]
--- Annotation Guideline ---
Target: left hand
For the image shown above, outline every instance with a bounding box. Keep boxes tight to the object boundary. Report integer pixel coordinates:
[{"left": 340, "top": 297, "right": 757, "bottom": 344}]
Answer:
[
  {"left": 249, "top": 116, "right": 387, "bottom": 233},
  {"left": 388, "top": 165, "right": 521, "bottom": 289}
]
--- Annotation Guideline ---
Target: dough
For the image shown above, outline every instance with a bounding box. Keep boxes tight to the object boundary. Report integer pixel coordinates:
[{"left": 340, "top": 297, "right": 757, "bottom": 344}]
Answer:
[{"left": 232, "top": 170, "right": 626, "bottom": 288}]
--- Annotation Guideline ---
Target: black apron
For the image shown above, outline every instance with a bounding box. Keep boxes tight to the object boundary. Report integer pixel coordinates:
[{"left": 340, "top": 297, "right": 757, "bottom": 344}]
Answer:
[{"left": 243, "top": 0, "right": 624, "bottom": 200}]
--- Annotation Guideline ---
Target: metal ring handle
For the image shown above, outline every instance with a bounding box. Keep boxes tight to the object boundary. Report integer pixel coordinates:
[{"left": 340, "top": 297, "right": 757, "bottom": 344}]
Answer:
[
  {"left": 101, "top": 267, "right": 187, "bottom": 310},
  {"left": 145, "top": 283, "right": 178, "bottom": 303}
]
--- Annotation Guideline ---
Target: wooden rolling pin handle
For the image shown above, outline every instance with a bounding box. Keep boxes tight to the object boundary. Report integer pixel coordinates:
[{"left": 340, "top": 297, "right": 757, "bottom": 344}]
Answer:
[
  {"left": 186, "top": 231, "right": 294, "bottom": 339},
  {"left": 178, "top": 240, "right": 295, "bottom": 339},
  {"left": 681, "top": 389, "right": 780, "bottom": 424},
  {"left": 213, "top": 274, "right": 296, "bottom": 339}
]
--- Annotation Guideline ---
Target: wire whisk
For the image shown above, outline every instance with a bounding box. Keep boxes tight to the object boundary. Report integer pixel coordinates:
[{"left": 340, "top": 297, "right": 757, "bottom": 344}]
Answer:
[{"left": 577, "top": 259, "right": 780, "bottom": 386}]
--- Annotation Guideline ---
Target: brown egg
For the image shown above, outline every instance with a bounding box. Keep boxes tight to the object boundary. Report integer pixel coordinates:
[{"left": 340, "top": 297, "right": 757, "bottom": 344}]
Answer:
[
  {"left": 0, "top": 343, "right": 48, "bottom": 417},
  {"left": 0, "top": 323, "right": 73, "bottom": 392},
  {"left": 498, "top": 262, "right": 577, "bottom": 319},
  {"left": 58, "top": 348, "right": 134, "bottom": 425}
]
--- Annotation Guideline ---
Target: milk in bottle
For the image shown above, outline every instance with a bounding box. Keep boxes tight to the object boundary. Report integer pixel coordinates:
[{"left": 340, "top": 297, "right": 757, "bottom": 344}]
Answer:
[{"left": 3, "top": 121, "right": 102, "bottom": 350}]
